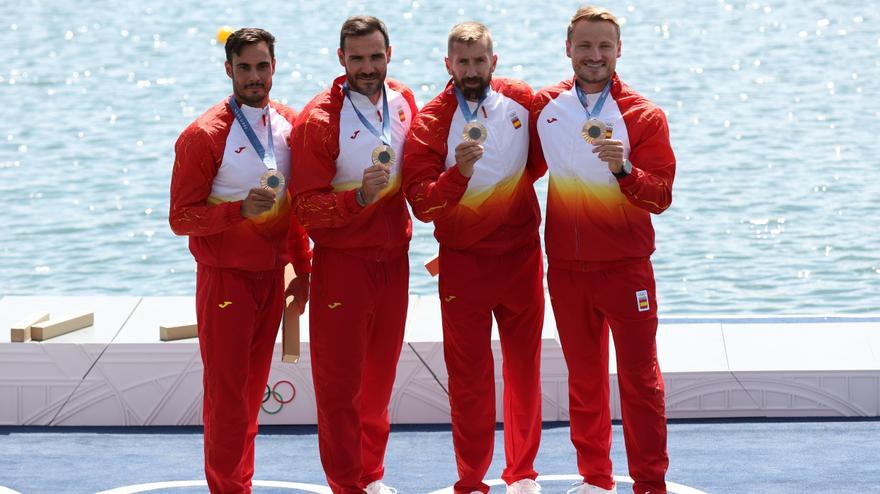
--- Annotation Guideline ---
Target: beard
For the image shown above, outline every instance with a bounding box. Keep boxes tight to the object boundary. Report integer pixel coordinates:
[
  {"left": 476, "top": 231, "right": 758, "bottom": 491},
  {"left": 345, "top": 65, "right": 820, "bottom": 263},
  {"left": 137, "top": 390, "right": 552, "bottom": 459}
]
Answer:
[
  {"left": 575, "top": 63, "right": 613, "bottom": 87},
  {"left": 347, "top": 71, "right": 385, "bottom": 98},
  {"left": 234, "top": 82, "right": 269, "bottom": 106},
  {"left": 455, "top": 75, "right": 491, "bottom": 100}
]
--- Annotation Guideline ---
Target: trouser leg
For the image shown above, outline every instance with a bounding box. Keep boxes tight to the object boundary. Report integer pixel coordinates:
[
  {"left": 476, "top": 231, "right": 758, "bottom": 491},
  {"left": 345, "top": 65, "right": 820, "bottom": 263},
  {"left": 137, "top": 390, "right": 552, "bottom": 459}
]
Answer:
[
  {"left": 197, "top": 264, "right": 279, "bottom": 494},
  {"left": 440, "top": 248, "right": 496, "bottom": 494},
  {"left": 495, "top": 244, "right": 544, "bottom": 485},
  {"left": 359, "top": 254, "right": 408, "bottom": 486},
  {"left": 548, "top": 264, "right": 615, "bottom": 491},
  {"left": 599, "top": 260, "right": 668, "bottom": 494},
  {"left": 310, "top": 248, "right": 373, "bottom": 494}
]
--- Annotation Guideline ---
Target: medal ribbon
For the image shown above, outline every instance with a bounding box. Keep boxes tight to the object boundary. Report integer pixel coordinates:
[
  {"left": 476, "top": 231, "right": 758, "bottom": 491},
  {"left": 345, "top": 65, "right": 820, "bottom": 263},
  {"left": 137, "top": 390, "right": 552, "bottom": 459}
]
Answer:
[
  {"left": 574, "top": 79, "right": 612, "bottom": 120},
  {"left": 343, "top": 82, "right": 391, "bottom": 146},
  {"left": 453, "top": 85, "right": 489, "bottom": 123},
  {"left": 229, "top": 95, "right": 276, "bottom": 169}
]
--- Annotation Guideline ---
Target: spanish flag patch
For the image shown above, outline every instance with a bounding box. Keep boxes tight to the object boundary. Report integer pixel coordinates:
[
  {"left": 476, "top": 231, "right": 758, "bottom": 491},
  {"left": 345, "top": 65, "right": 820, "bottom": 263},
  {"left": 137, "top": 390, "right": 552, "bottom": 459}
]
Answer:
[
  {"left": 636, "top": 290, "right": 650, "bottom": 312},
  {"left": 510, "top": 111, "right": 522, "bottom": 129},
  {"left": 398, "top": 107, "right": 406, "bottom": 122}
]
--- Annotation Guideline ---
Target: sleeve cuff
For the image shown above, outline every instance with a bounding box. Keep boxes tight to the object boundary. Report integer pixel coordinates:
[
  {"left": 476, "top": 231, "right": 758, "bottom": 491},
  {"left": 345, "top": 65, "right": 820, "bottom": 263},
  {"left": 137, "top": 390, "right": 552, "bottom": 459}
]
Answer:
[
  {"left": 343, "top": 189, "right": 365, "bottom": 214},
  {"left": 226, "top": 200, "right": 247, "bottom": 224},
  {"left": 616, "top": 168, "right": 638, "bottom": 187},
  {"left": 448, "top": 165, "right": 472, "bottom": 186}
]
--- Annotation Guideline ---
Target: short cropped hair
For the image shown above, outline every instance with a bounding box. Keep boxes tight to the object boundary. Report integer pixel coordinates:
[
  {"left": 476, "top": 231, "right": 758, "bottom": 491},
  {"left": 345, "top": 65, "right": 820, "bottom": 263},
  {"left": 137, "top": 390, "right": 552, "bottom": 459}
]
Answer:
[
  {"left": 447, "top": 22, "right": 494, "bottom": 53},
  {"left": 225, "top": 28, "right": 275, "bottom": 63},
  {"left": 567, "top": 6, "right": 621, "bottom": 41},
  {"left": 339, "top": 16, "right": 390, "bottom": 51}
]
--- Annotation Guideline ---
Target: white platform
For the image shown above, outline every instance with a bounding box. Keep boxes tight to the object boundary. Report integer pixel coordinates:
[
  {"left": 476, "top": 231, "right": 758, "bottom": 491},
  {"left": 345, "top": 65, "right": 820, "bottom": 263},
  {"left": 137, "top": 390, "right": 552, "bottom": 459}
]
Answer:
[{"left": 1, "top": 296, "right": 878, "bottom": 426}]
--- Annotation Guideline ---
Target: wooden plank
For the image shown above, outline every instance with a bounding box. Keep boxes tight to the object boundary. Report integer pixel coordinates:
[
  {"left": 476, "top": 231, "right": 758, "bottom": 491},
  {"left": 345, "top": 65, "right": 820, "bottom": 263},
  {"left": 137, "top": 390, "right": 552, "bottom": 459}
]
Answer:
[
  {"left": 282, "top": 264, "right": 301, "bottom": 363},
  {"left": 10, "top": 312, "right": 50, "bottom": 343},
  {"left": 159, "top": 323, "right": 198, "bottom": 341},
  {"left": 30, "top": 312, "right": 94, "bottom": 341}
]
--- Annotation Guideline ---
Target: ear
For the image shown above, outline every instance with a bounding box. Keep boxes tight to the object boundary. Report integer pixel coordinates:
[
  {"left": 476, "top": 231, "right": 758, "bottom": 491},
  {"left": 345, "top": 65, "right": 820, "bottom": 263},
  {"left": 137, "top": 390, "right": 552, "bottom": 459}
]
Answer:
[
  {"left": 337, "top": 47, "right": 345, "bottom": 67},
  {"left": 444, "top": 56, "right": 452, "bottom": 77},
  {"left": 271, "top": 58, "right": 276, "bottom": 74},
  {"left": 616, "top": 39, "right": 622, "bottom": 58},
  {"left": 385, "top": 45, "right": 392, "bottom": 63},
  {"left": 565, "top": 38, "right": 572, "bottom": 59},
  {"left": 225, "top": 60, "right": 233, "bottom": 79},
  {"left": 490, "top": 53, "right": 498, "bottom": 74}
]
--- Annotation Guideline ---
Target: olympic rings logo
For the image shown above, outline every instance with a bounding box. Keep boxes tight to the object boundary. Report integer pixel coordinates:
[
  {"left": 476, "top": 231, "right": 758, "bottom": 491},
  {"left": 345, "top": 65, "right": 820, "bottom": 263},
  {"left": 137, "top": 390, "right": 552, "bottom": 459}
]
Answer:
[{"left": 261, "top": 380, "right": 296, "bottom": 414}]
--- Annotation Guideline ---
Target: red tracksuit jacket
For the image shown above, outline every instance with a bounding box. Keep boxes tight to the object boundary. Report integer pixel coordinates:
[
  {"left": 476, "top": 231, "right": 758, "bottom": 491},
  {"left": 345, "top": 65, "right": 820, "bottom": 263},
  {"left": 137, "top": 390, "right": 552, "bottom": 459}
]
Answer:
[
  {"left": 169, "top": 98, "right": 311, "bottom": 275},
  {"left": 289, "top": 76, "right": 416, "bottom": 257},
  {"left": 531, "top": 73, "right": 675, "bottom": 263},
  {"left": 403, "top": 77, "right": 542, "bottom": 253}
]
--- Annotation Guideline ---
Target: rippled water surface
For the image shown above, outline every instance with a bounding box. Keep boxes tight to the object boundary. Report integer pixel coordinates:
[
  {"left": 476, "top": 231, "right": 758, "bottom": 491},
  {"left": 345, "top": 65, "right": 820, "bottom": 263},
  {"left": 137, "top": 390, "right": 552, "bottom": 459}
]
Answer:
[{"left": 2, "top": 1, "right": 878, "bottom": 315}]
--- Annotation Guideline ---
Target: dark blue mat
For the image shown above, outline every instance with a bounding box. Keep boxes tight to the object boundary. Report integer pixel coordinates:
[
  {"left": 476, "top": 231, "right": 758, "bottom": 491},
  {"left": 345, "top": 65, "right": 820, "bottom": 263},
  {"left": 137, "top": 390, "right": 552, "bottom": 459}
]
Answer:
[{"left": 1, "top": 420, "right": 878, "bottom": 493}]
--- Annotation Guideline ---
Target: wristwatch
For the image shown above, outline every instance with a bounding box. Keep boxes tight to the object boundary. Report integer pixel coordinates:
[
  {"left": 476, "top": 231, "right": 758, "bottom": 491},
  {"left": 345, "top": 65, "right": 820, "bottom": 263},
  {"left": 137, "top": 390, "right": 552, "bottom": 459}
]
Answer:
[{"left": 613, "top": 160, "right": 632, "bottom": 179}]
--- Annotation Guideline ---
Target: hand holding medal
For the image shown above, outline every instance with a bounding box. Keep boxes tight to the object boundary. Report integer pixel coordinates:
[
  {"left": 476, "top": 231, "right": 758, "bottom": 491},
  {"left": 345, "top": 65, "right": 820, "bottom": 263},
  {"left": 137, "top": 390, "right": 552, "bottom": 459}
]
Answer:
[
  {"left": 453, "top": 140, "right": 483, "bottom": 177},
  {"left": 359, "top": 162, "right": 391, "bottom": 205},
  {"left": 241, "top": 187, "right": 277, "bottom": 218},
  {"left": 591, "top": 137, "right": 626, "bottom": 175}
]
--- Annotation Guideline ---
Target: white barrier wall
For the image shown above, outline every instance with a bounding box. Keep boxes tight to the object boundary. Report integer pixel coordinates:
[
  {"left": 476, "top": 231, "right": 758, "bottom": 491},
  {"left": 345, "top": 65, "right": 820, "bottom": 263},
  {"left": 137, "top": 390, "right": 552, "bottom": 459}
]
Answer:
[{"left": 1, "top": 296, "right": 878, "bottom": 426}]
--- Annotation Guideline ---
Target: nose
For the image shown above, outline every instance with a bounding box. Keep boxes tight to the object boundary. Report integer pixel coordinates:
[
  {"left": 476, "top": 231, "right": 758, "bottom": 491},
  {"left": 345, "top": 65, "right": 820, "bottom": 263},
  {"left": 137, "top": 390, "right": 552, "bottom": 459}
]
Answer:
[{"left": 361, "top": 59, "right": 376, "bottom": 75}]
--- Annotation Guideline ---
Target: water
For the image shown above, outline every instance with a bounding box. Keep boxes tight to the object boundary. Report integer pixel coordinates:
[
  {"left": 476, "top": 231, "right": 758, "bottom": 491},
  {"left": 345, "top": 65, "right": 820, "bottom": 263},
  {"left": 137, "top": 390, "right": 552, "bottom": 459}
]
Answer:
[{"left": 1, "top": 0, "right": 878, "bottom": 315}]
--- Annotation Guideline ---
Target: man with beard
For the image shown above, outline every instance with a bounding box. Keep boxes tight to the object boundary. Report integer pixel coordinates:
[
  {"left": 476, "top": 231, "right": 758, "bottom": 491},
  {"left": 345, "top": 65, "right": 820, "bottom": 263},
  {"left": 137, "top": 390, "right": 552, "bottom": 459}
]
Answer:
[
  {"left": 169, "top": 28, "right": 312, "bottom": 493},
  {"left": 530, "top": 6, "right": 676, "bottom": 494},
  {"left": 288, "top": 16, "right": 416, "bottom": 494},
  {"left": 403, "top": 22, "right": 544, "bottom": 494}
]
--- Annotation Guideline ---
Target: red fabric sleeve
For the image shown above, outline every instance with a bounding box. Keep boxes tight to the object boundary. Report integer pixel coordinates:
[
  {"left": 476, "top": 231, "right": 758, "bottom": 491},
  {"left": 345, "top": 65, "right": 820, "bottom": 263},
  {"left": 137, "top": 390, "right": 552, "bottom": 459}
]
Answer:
[
  {"left": 169, "top": 125, "right": 244, "bottom": 236},
  {"left": 289, "top": 98, "right": 364, "bottom": 230},
  {"left": 402, "top": 89, "right": 470, "bottom": 223},
  {"left": 286, "top": 215, "right": 312, "bottom": 275},
  {"left": 617, "top": 108, "right": 675, "bottom": 214}
]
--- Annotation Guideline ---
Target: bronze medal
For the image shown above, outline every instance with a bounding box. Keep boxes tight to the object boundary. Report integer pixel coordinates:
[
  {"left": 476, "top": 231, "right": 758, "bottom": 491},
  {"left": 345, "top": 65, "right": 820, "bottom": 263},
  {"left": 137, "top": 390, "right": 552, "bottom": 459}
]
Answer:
[
  {"left": 371, "top": 144, "right": 397, "bottom": 168},
  {"left": 581, "top": 119, "right": 607, "bottom": 144},
  {"left": 462, "top": 121, "right": 488, "bottom": 144},
  {"left": 260, "top": 169, "right": 286, "bottom": 194}
]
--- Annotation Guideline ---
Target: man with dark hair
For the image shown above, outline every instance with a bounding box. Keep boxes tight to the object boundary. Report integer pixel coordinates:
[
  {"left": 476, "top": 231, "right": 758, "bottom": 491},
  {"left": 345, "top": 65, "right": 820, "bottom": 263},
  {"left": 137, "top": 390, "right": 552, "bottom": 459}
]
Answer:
[
  {"left": 289, "top": 15, "right": 416, "bottom": 494},
  {"left": 170, "top": 27, "right": 312, "bottom": 493},
  {"left": 530, "top": 6, "right": 675, "bottom": 494},
  {"left": 403, "top": 22, "right": 544, "bottom": 494}
]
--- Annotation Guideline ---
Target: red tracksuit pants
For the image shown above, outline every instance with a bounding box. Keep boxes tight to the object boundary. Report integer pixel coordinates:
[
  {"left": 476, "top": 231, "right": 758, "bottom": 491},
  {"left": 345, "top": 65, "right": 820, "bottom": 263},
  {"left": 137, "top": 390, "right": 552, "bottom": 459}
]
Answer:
[
  {"left": 195, "top": 263, "right": 284, "bottom": 494},
  {"left": 548, "top": 258, "right": 668, "bottom": 494},
  {"left": 439, "top": 240, "right": 544, "bottom": 494},
  {"left": 309, "top": 247, "right": 408, "bottom": 494}
]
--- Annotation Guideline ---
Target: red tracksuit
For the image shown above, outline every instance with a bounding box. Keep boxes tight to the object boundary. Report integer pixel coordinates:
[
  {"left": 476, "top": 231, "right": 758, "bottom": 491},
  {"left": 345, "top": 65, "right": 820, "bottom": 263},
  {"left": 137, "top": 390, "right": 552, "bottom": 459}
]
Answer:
[
  {"left": 289, "top": 75, "right": 416, "bottom": 494},
  {"left": 531, "top": 73, "right": 676, "bottom": 494},
  {"left": 403, "top": 78, "right": 544, "bottom": 493},
  {"left": 170, "top": 98, "right": 312, "bottom": 493}
]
